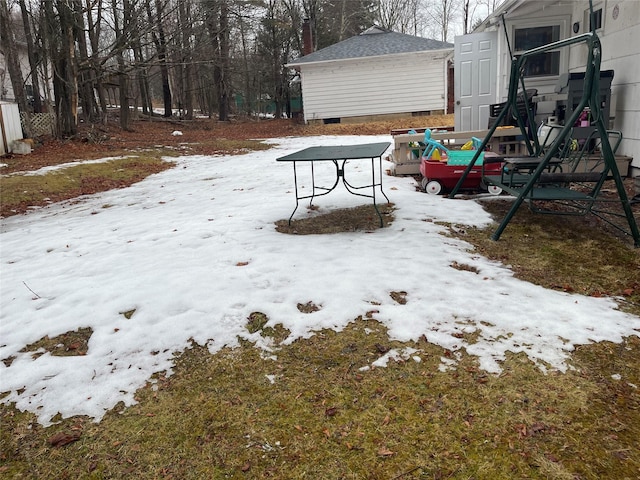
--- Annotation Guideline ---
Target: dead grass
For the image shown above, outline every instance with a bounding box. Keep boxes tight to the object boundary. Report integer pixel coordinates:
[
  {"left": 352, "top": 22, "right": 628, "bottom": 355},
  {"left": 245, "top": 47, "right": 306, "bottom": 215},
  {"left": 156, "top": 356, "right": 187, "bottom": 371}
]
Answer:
[
  {"left": 450, "top": 197, "right": 640, "bottom": 317},
  {"left": 2, "top": 318, "right": 639, "bottom": 479},
  {"left": 0, "top": 155, "right": 175, "bottom": 217},
  {"left": 275, "top": 203, "right": 395, "bottom": 234}
]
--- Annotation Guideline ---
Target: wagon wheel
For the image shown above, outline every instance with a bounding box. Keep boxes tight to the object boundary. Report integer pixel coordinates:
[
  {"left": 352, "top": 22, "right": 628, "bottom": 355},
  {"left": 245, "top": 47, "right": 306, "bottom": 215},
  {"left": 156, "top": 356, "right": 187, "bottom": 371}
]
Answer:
[
  {"left": 480, "top": 180, "right": 503, "bottom": 196},
  {"left": 424, "top": 180, "right": 443, "bottom": 195},
  {"left": 421, "top": 177, "right": 430, "bottom": 191}
]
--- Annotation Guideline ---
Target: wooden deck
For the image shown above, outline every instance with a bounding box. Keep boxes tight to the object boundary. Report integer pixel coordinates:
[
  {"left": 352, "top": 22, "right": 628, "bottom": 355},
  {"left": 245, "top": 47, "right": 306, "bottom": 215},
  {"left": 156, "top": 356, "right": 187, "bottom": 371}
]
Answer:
[{"left": 389, "top": 127, "right": 526, "bottom": 175}]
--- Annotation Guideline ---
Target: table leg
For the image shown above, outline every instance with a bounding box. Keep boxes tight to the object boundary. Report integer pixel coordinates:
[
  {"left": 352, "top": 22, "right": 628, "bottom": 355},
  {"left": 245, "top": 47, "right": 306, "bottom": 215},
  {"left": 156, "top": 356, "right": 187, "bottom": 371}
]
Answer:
[
  {"left": 288, "top": 161, "right": 301, "bottom": 225},
  {"left": 378, "top": 156, "right": 390, "bottom": 204},
  {"left": 287, "top": 160, "right": 341, "bottom": 225},
  {"left": 341, "top": 157, "right": 388, "bottom": 227}
]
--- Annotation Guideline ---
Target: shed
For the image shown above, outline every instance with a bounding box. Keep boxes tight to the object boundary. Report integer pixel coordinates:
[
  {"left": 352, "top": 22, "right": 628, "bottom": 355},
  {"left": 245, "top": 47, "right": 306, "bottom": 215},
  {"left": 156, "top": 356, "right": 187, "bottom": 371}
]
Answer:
[
  {"left": 0, "top": 102, "right": 23, "bottom": 155},
  {"left": 287, "top": 26, "right": 454, "bottom": 124}
]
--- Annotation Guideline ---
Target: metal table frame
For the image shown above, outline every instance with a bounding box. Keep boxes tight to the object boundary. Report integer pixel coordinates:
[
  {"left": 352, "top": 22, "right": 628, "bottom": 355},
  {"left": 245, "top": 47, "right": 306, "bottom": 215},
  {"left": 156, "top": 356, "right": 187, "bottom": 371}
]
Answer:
[{"left": 277, "top": 142, "right": 391, "bottom": 226}]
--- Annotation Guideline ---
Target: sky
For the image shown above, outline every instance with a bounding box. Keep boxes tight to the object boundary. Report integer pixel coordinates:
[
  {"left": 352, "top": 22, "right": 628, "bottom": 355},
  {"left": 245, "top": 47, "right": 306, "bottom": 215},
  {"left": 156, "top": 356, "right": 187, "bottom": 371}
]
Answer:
[{"left": 2, "top": 133, "right": 639, "bottom": 426}]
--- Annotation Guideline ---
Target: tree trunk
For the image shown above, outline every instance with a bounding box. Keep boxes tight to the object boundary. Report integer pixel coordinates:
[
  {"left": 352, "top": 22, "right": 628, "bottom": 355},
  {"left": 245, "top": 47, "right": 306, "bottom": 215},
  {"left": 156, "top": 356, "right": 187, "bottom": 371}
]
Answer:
[
  {"left": 205, "top": 0, "right": 231, "bottom": 122},
  {"left": 73, "top": 0, "right": 100, "bottom": 123},
  {"left": 43, "top": 0, "right": 78, "bottom": 137},
  {"left": 217, "top": 0, "right": 230, "bottom": 121},
  {"left": 238, "top": 14, "right": 252, "bottom": 115},
  {"left": 178, "top": 0, "right": 194, "bottom": 120},
  {"left": 117, "top": 59, "right": 130, "bottom": 129},
  {"left": 0, "top": 0, "right": 33, "bottom": 137},
  {"left": 86, "top": 0, "right": 108, "bottom": 122},
  {"left": 130, "top": 0, "right": 152, "bottom": 117},
  {"left": 114, "top": 0, "right": 131, "bottom": 130},
  {"left": 147, "top": 0, "right": 173, "bottom": 118},
  {"left": 132, "top": 40, "right": 152, "bottom": 117},
  {"left": 18, "top": 0, "right": 43, "bottom": 113}
]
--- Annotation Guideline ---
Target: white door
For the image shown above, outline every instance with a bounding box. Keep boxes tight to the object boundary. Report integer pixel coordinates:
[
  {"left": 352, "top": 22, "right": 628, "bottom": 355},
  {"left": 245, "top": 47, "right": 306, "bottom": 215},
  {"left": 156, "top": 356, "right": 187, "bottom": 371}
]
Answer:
[{"left": 454, "top": 31, "right": 498, "bottom": 131}]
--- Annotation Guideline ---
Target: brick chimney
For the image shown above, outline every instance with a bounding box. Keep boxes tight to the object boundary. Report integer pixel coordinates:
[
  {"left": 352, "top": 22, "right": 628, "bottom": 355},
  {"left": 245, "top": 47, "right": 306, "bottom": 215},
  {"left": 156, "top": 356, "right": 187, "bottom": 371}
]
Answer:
[{"left": 302, "top": 18, "right": 314, "bottom": 55}]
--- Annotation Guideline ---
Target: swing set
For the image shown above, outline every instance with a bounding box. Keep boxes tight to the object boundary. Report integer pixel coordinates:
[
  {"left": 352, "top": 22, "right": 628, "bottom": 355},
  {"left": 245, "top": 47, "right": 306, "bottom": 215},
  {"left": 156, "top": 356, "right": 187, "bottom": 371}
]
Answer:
[{"left": 449, "top": 1, "right": 639, "bottom": 247}]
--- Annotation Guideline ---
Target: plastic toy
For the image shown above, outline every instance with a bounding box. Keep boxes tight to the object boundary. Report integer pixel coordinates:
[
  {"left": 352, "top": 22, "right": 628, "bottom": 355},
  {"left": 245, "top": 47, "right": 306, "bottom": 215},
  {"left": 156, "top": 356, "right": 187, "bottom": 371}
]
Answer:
[{"left": 419, "top": 130, "right": 503, "bottom": 195}]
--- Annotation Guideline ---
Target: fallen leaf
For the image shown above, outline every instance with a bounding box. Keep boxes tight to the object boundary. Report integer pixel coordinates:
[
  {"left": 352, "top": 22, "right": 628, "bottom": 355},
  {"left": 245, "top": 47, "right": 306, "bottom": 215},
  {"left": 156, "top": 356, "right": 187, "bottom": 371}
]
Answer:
[
  {"left": 514, "top": 423, "right": 527, "bottom": 438},
  {"left": 545, "top": 453, "right": 559, "bottom": 463},
  {"left": 325, "top": 406, "right": 338, "bottom": 417},
  {"left": 530, "top": 422, "right": 546, "bottom": 434},
  {"left": 378, "top": 447, "right": 395, "bottom": 457},
  {"left": 241, "top": 463, "right": 251, "bottom": 472},
  {"left": 48, "top": 432, "right": 80, "bottom": 447},
  {"left": 236, "top": 262, "right": 249, "bottom": 267}
]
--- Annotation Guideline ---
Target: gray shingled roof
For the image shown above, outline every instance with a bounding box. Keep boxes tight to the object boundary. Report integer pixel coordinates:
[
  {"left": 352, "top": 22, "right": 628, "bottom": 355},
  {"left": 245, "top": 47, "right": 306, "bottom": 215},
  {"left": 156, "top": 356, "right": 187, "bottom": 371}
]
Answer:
[{"left": 288, "top": 26, "right": 453, "bottom": 66}]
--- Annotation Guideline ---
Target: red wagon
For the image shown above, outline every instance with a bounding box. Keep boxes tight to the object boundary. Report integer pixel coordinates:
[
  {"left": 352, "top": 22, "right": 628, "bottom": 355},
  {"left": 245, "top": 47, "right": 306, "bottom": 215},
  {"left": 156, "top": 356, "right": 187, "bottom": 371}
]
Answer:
[
  {"left": 417, "top": 135, "right": 503, "bottom": 195},
  {"left": 420, "top": 157, "right": 503, "bottom": 195}
]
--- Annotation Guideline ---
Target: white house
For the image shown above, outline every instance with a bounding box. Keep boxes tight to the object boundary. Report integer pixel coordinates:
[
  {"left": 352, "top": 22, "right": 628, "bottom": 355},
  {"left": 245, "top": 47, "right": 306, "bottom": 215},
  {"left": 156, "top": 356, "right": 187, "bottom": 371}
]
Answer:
[
  {"left": 287, "top": 26, "right": 454, "bottom": 124},
  {"left": 456, "top": 0, "right": 640, "bottom": 175}
]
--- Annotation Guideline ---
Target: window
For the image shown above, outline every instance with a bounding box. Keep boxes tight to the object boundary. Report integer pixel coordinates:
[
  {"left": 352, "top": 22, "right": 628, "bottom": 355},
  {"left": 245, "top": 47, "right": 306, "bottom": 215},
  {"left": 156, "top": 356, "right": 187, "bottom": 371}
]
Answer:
[
  {"left": 585, "top": 7, "right": 603, "bottom": 32},
  {"left": 513, "top": 25, "right": 561, "bottom": 77}
]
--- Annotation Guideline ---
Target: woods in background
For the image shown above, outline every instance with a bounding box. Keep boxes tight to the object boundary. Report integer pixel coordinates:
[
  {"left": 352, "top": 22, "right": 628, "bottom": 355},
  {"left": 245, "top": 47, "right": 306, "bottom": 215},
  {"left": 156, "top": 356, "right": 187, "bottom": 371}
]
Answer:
[{"left": 0, "top": 0, "right": 498, "bottom": 137}]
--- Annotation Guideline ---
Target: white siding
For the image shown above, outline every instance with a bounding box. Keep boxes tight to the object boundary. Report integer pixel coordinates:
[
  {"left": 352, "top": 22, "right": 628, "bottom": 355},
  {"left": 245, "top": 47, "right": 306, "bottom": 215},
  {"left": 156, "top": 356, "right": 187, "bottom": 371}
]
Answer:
[
  {"left": 596, "top": 2, "right": 640, "bottom": 169},
  {"left": 493, "top": 6, "right": 572, "bottom": 107},
  {"left": 299, "top": 52, "right": 449, "bottom": 122},
  {"left": 0, "top": 50, "right": 31, "bottom": 103},
  {"left": 0, "top": 102, "right": 23, "bottom": 155},
  {"left": 491, "top": 0, "right": 640, "bottom": 171}
]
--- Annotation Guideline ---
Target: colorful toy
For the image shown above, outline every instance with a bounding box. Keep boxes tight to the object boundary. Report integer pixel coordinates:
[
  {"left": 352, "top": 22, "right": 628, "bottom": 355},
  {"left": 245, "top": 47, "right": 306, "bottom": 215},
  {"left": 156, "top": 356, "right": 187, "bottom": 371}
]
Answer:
[{"left": 419, "top": 130, "right": 503, "bottom": 195}]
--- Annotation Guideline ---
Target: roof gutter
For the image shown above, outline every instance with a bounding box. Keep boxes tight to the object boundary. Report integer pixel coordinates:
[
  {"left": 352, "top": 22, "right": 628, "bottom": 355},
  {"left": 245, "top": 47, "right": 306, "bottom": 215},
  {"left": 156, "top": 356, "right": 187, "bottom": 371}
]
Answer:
[
  {"left": 475, "top": 0, "right": 525, "bottom": 32},
  {"left": 286, "top": 46, "right": 455, "bottom": 68}
]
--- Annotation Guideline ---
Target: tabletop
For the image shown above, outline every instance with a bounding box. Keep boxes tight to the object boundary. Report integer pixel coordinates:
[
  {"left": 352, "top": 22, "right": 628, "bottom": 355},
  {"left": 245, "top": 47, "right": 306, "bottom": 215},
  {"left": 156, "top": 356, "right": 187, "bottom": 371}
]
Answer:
[{"left": 276, "top": 142, "right": 390, "bottom": 162}]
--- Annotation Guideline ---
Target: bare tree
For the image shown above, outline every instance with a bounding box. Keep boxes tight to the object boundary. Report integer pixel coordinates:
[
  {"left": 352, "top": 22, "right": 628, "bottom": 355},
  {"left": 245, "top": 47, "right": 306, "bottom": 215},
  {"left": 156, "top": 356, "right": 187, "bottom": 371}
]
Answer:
[
  {"left": 177, "top": 0, "right": 194, "bottom": 119},
  {"left": 4, "top": 0, "right": 493, "bottom": 142},
  {"left": 463, "top": 0, "right": 496, "bottom": 33},
  {"left": 18, "top": 0, "right": 43, "bottom": 113},
  {"left": 130, "top": 1, "right": 153, "bottom": 117},
  {"left": 376, "top": 0, "right": 417, "bottom": 33},
  {"left": 256, "top": 0, "right": 292, "bottom": 118},
  {"left": 110, "top": 0, "right": 132, "bottom": 129},
  {"left": 41, "top": 0, "right": 80, "bottom": 136},
  {"left": 73, "top": 0, "right": 102, "bottom": 123},
  {"left": 424, "top": 0, "right": 459, "bottom": 42},
  {"left": 204, "top": 0, "right": 231, "bottom": 121},
  {"left": 84, "top": 0, "right": 109, "bottom": 121},
  {"left": 146, "top": 0, "right": 173, "bottom": 117},
  {"left": 0, "top": 0, "right": 33, "bottom": 136}
]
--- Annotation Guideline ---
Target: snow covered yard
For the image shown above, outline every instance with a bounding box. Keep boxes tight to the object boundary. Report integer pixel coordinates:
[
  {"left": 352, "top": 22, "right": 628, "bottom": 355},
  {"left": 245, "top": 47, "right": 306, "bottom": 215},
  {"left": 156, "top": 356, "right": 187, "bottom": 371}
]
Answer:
[{"left": 2, "top": 134, "right": 639, "bottom": 426}]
